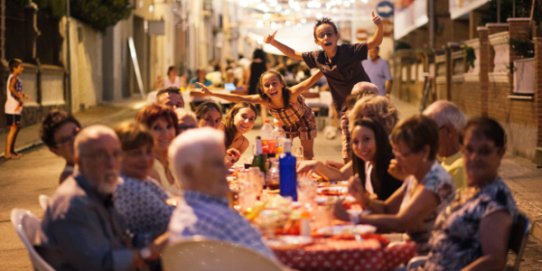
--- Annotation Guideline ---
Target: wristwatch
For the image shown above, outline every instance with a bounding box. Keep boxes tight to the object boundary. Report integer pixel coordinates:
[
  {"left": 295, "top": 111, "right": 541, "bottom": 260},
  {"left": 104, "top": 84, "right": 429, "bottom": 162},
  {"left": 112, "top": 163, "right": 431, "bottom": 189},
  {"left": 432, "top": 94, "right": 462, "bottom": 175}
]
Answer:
[{"left": 139, "top": 247, "right": 152, "bottom": 260}]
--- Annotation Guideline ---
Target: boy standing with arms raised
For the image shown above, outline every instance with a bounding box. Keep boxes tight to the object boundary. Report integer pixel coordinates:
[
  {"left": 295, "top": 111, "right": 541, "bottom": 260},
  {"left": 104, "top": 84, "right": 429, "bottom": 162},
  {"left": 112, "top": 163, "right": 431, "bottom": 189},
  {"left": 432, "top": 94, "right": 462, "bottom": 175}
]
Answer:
[{"left": 264, "top": 12, "right": 383, "bottom": 114}]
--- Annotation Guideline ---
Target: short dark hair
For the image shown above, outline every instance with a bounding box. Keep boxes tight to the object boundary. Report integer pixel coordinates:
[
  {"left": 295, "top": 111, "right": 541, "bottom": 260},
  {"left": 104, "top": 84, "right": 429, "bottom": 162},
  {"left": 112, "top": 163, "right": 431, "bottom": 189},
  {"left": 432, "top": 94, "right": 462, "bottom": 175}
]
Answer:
[
  {"left": 157, "top": 87, "right": 180, "bottom": 98},
  {"left": 194, "top": 101, "right": 223, "bottom": 120},
  {"left": 40, "top": 109, "right": 82, "bottom": 148},
  {"left": 461, "top": 116, "right": 507, "bottom": 149},
  {"left": 167, "top": 66, "right": 176, "bottom": 74},
  {"left": 9, "top": 58, "right": 22, "bottom": 72},
  {"left": 114, "top": 121, "right": 154, "bottom": 151},
  {"left": 313, "top": 17, "right": 338, "bottom": 40},
  {"left": 390, "top": 114, "right": 439, "bottom": 161}
]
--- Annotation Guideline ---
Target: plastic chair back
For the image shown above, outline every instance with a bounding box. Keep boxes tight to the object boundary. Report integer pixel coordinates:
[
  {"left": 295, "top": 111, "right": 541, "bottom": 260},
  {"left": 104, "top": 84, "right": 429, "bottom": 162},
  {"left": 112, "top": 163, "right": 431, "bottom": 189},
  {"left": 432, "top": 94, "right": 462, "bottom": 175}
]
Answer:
[
  {"left": 10, "top": 209, "right": 54, "bottom": 271},
  {"left": 161, "top": 238, "right": 283, "bottom": 271},
  {"left": 507, "top": 212, "right": 532, "bottom": 271}
]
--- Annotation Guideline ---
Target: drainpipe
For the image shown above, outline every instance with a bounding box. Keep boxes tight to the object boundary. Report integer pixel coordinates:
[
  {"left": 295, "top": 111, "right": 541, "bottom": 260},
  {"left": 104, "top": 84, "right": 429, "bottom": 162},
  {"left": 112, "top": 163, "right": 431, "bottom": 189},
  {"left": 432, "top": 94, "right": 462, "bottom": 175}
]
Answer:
[{"left": 65, "top": 0, "right": 72, "bottom": 113}]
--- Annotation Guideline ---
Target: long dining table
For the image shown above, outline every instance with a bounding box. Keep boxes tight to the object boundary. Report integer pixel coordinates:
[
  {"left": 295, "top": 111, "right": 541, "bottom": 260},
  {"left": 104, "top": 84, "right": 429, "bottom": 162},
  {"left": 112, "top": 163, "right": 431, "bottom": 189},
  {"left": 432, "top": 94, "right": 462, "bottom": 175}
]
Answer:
[{"left": 229, "top": 167, "right": 416, "bottom": 271}]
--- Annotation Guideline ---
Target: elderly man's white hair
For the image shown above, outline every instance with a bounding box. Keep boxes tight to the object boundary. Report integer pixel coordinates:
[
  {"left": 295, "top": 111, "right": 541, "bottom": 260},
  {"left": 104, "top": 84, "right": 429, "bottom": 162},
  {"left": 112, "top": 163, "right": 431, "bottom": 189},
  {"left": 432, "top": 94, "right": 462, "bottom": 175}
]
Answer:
[
  {"left": 351, "top": 82, "right": 379, "bottom": 96},
  {"left": 74, "top": 125, "right": 118, "bottom": 158},
  {"left": 423, "top": 100, "right": 466, "bottom": 132},
  {"left": 168, "top": 127, "right": 224, "bottom": 182}
]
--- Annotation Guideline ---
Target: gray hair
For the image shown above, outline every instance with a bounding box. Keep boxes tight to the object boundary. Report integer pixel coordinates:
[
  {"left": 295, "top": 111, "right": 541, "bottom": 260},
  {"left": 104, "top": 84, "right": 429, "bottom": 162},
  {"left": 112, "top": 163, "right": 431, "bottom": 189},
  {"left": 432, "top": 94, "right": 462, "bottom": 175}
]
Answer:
[
  {"left": 348, "top": 95, "right": 399, "bottom": 134},
  {"left": 168, "top": 127, "right": 224, "bottom": 183},
  {"left": 423, "top": 100, "right": 466, "bottom": 132},
  {"left": 351, "top": 82, "right": 378, "bottom": 96}
]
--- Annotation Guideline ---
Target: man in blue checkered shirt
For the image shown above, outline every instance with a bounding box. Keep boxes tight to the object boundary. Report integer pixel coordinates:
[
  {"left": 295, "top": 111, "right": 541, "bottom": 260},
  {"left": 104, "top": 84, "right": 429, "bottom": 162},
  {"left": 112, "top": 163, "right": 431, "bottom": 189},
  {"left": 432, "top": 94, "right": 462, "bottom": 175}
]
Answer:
[{"left": 168, "top": 127, "right": 275, "bottom": 260}]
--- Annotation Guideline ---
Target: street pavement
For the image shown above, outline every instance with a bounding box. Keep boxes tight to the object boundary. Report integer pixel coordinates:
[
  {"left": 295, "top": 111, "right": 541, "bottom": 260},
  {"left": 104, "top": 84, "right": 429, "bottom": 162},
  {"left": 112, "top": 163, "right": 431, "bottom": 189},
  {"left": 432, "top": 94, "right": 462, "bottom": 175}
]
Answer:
[{"left": 1, "top": 97, "right": 541, "bottom": 270}]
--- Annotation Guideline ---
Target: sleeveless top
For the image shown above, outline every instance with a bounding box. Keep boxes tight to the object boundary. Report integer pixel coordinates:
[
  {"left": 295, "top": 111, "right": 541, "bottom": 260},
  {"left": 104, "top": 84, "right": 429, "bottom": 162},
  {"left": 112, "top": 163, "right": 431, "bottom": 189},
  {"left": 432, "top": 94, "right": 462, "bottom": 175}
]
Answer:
[
  {"left": 152, "top": 158, "right": 182, "bottom": 197},
  {"left": 5, "top": 74, "right": 23, "bottom": 114}
]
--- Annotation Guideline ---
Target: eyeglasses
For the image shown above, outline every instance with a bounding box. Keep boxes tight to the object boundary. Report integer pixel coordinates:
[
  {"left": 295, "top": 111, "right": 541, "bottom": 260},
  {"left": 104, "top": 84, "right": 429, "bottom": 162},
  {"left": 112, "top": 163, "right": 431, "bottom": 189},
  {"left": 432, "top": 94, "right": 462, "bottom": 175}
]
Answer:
[
  {"left": 56, "top": 128, "right": 80, "bottom": 147},
  {"left": 462, "top": 145, "right": 499, "bottom": 157},
  {"left": 392, "top": 147, "right": 413, "bottom": 159}
]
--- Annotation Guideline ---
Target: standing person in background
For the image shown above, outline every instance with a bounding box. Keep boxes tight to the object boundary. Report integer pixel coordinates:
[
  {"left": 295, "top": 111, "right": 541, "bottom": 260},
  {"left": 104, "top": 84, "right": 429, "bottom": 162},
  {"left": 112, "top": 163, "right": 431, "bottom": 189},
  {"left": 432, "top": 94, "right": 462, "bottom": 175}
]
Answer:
[
  {"left": 362, "top": 46, "right": 392, "bottom": 97},
  {"left": 264, "top": 12, "right": 383, "bottom": 115},
  {"left": 164, "top": 66, "right": 182, "bottom": 89},
  {"left": 245, "top": 49, "right": 269, "bottom": 121},
  {"left": 4, "top": 58, "right": 25, "bottom": 159}
]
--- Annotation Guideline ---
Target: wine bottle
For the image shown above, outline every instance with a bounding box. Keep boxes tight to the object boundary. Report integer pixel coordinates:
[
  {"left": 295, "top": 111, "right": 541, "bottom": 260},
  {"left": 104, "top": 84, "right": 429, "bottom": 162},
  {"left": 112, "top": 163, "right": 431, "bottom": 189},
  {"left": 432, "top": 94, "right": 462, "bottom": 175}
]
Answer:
[{"left": 251, "top": 136, "right": 267, "bottom": 174}]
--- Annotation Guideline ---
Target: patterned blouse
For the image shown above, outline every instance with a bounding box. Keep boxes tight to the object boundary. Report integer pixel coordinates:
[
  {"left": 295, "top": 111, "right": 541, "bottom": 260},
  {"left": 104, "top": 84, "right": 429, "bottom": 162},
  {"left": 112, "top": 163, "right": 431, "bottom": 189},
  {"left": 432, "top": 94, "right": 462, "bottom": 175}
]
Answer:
[
  {"left": 114, "top": 175, "right": 174, "bottom": 247},
  {"left": 424, "top": 177, "right": 518, "bottom": 270},
  {"left": 399, "top": 161, "right": 455, "bottom": 255},
  {"left": 268, "top": 95, "right": 316, "bottom": 141}
]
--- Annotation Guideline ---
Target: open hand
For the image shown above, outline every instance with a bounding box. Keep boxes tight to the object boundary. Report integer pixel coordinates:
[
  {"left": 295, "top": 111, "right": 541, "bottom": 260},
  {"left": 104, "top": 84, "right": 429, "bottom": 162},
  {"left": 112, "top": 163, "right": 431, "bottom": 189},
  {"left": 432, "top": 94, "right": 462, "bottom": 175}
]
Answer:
[
  {"left": 225, "top": 148, "right": 241, "bottom": 167},
  {"left": 264, "top": 31, "right": 277, "bottom": 44},
  {"left": 297, "top": 160, "right": 321, "bottom": 175},
  {"left": 371, "top": 11, "right": 382, "bottom": 26},
  {"left": 347, "top": 174, "right": 371, "bottom": 208},
  {"left": 196, "top": 82, "right": 211, "bottom": 95}
]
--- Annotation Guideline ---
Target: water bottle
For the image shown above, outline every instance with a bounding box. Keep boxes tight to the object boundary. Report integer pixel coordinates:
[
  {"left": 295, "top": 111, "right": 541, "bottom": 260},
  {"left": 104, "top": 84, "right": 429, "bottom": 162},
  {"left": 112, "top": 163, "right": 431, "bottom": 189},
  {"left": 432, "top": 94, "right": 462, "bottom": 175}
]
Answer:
[{"left": 279, "top": 139, "right": 297, "bottom": 201}]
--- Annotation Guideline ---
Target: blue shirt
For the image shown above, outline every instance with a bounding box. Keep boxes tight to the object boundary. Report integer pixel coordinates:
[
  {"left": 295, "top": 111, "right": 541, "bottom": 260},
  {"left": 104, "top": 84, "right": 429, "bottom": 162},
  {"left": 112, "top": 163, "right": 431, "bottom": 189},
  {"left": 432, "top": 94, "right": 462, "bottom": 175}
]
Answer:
[
  {"left": 362, "top": 57, "right": 392, "bottom": 96},
  {"left": 114, "top": 175, "right": 174, "bottom": 247},
  {"left": 169, "top": 191, "right": 275, "bottom": 259},
  {"left": 39, "top": 175, "right": 135, "bottom": 271}
]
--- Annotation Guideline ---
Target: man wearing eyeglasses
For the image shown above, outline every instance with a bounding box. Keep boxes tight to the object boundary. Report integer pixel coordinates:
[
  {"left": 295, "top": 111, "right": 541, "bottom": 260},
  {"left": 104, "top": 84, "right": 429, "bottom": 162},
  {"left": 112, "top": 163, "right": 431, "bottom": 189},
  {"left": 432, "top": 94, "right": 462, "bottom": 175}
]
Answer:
[
  {"left": 40, "top": 109, "right": 82, "bottom": 184},
  {"left": 39, "top": 125, "right": 167, "bottom": 271}
]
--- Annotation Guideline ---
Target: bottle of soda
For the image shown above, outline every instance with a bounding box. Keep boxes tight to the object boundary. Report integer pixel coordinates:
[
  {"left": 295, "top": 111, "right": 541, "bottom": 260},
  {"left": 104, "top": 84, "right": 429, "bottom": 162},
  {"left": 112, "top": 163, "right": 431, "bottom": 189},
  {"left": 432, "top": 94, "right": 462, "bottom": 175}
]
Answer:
[
  {"left": 251, "top": 136, "right": 267, "bottom": 174},
  {"left": 279, "top": 139, "right": 297, "bottom": 201}
]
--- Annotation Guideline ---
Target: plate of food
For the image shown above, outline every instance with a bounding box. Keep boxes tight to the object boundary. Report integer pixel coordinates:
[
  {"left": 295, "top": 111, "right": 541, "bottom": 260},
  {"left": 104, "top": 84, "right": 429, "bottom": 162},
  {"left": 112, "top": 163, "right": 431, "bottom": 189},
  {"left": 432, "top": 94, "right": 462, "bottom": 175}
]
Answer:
[
  {"left": 266, "top": 235, "right": 313, "bottom": 249},
  {"left": 316, "top": 224, "right": 376, "bottom": 237},
  {"left": 317, "top": 186, "right": 348, "bottom": 196}
]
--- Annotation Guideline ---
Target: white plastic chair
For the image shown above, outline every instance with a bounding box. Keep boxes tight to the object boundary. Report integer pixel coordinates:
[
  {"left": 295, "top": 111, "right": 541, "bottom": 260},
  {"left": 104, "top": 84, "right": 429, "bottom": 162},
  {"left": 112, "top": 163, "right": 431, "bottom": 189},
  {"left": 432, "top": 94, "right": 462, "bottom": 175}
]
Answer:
[
  {"left": 161, "top": 237, "right": 283, "bottom": 271},
  {"left": 10, "top": 208, "right": 54, "bottom": 271},
  {"left": 38, "top": 195, "right": 49, "bottom": 211}
]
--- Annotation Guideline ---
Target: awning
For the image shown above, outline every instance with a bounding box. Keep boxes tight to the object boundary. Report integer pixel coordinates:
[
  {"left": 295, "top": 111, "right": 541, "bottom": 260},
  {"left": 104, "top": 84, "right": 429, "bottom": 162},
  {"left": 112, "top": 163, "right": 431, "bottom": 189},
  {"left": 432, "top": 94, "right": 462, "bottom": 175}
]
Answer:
[
  {"left": 394, "top": 0, "right": 428, "bottom": 40},
  {"left": 450, "top": 0, "right": 490, "bottom": 19},
  {"left": 244, "top": 24, "right": 320, "bottom": 55}
]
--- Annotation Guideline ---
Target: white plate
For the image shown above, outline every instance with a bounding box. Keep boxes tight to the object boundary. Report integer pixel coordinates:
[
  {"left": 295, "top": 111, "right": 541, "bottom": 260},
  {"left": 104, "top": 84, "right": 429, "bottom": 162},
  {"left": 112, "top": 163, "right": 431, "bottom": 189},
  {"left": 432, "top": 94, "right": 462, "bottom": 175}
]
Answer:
[
  {"left": 267, "top": 235, "right": 313, "bottom": 249},
  {"left": 316, "top": 224, "right": 376, "bottom": 236}
]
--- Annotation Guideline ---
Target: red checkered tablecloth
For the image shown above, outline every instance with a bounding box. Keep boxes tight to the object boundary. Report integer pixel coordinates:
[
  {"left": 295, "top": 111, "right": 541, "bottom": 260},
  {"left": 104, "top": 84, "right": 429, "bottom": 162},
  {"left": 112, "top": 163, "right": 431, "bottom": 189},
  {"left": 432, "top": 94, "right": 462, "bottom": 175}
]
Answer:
[{"left": 272, "top": 238, "right": 416, "bottom": 271}]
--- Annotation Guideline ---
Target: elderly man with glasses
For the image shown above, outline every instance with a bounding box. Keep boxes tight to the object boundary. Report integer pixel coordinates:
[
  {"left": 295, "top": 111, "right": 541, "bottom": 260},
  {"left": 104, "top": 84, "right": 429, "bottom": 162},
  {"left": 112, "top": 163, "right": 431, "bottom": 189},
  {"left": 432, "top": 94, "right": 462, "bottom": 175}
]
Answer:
[{"left": 39, "top": 125, "right": 167, "bottom": 271}]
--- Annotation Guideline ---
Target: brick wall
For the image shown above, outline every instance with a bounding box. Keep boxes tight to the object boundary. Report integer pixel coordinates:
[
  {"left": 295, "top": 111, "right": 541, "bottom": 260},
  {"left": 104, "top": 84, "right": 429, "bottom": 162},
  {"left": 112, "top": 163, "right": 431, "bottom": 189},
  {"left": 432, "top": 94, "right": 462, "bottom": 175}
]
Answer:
[{"left": 394, "top": 21, "right": 540, "bottom": 162}]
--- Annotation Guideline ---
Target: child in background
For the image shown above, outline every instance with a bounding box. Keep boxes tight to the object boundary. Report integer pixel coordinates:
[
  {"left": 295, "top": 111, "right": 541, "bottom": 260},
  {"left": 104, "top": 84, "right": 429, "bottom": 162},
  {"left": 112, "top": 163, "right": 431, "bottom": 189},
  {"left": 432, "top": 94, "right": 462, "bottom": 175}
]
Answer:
[
  {"left": 264, "top": 12, "right": 383, "bottom": 115},
  {"left": 198, "top": 70, "right": 323, "bottom": 160},
  {"left": 4, "top": 58, "right": 25, "bottom": 159}
]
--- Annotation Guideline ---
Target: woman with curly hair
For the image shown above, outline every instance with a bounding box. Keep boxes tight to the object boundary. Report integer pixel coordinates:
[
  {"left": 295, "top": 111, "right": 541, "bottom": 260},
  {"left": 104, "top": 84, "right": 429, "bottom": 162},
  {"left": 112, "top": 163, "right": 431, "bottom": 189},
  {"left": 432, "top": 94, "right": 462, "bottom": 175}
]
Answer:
[{"left": 135, "top": 104, "right": 181, "bottom": 196}]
